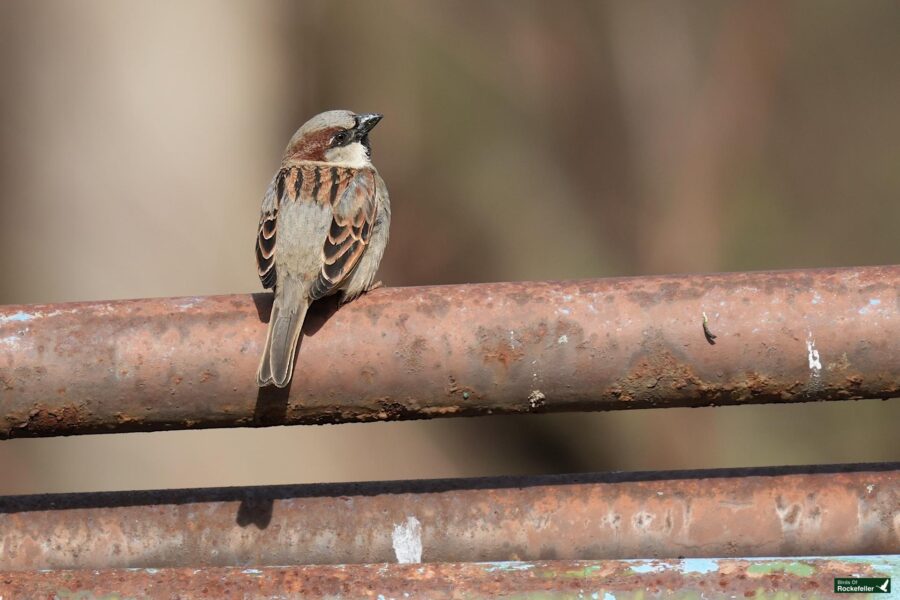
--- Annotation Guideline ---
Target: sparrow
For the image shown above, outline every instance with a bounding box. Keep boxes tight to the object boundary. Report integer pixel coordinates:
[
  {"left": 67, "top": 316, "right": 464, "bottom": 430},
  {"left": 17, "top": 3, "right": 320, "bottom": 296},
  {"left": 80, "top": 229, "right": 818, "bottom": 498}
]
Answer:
[{"left": 255, "top": 110, "right": 391, "bottom": 388}]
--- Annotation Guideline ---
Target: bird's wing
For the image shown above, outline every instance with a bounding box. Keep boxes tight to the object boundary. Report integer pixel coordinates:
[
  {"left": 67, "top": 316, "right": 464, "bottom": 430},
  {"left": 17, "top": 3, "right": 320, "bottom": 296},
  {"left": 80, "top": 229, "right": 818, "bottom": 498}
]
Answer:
[
  {"left": 255, "top": 173, "right": 281, "bottom": 289},
  {"left": 309, "top": 168, "right": 378, "bottom": 300}
]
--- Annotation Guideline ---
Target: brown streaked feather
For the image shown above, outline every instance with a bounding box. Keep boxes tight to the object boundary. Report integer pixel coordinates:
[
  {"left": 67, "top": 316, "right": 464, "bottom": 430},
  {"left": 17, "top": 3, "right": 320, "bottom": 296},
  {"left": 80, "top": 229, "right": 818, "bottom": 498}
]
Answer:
[
  {"left": 257, "top": 165, "right": 372, "bottom": 294},
  {"left": 255, "top": 170, "right": 286, "bottom": 289},
  {"left": 310, "top": 169, "right": 378, "bottom": 301},
  {"left": 292, "top": 168, "right": 303, "bottom": 200},
  {"left": 328, "top": 167, "right": 340, "bottom": 204},
  {"left": 257, "top": 218, "right": 277, "bottom": 289}
]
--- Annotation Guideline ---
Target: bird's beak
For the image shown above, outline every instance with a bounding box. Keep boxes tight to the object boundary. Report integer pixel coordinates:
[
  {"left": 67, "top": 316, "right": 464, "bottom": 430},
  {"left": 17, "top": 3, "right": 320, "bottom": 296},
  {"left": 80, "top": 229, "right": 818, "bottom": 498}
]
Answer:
[{"left": 354, "top": 113, "right": 383, "bottom": 137}]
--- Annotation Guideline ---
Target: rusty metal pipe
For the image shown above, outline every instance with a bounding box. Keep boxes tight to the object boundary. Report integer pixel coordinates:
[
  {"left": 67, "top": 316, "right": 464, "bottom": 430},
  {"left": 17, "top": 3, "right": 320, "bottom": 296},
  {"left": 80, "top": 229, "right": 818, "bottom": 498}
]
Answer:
[
  {"left": 0, "top": 464, "right": 896, "bottom": 571},
  {"left": 1, "top": 265, "right": 898, "bottom": 438},
  {"left": 1, "top": 556, "right": 896, "bottom": 598}
]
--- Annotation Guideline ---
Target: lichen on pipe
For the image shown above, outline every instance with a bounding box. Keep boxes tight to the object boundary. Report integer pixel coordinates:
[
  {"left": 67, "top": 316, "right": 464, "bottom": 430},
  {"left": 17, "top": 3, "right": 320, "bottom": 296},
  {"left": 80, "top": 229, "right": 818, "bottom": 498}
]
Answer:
[{"left": 0, "top": 265, "right": 898, "bottom": 438}]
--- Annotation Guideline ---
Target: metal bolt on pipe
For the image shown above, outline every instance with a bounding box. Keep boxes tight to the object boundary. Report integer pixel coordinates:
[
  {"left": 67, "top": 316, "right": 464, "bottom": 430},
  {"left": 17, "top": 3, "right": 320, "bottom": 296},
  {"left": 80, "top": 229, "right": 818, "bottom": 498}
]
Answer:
[
  {"left": 1, "top": 556, "right": 896, "bottom": 599},
  {"left": 1, "top": 265, "right": 898, "bottom": 438},
  {"left": 0, "top": 464, "right": 896, "bottom": 571}
]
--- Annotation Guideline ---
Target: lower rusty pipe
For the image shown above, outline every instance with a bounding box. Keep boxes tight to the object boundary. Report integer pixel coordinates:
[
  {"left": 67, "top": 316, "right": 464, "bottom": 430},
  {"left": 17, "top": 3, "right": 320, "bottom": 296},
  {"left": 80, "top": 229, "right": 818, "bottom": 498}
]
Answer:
[
  {"left": 1, "top": 265, "right": 898, "bottom": 438},
  {"left": 1, "top": 556, "right": 896, "bottom": 599},
  {"left": 0, "top": 464, "right": 896, "bottom": 570}
]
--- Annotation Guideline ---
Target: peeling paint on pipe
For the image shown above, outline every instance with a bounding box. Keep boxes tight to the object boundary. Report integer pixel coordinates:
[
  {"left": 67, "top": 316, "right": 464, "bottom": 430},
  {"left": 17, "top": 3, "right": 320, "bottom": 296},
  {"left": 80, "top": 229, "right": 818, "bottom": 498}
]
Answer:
[
  {"left": 0, "top": 463, "right": 896, "bottom": 571},
  {"left": 0, "top": 556, "right": 896, "bottom": 599},
  {"left": 1, "top": 266, "right": 898, "bottom": 438}
]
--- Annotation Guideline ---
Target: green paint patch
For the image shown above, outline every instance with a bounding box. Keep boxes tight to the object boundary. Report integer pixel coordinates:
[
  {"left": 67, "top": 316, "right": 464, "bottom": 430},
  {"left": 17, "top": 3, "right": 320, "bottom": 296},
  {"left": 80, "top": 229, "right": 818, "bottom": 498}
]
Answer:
[
  {"left": 747, "top": 561, "right": 815, "bottom": 577},
  {"left": 536, "top": 564, "right": 602, "bottom": 579},
  {"left": 565, "top": 565, "right": 602, "bottom": 578},
  {"left": 56, "top": 590, "right": 133, "bottom": 600},
  {"left": 482, "top": 561, "right": 535, "bottom": 573}
]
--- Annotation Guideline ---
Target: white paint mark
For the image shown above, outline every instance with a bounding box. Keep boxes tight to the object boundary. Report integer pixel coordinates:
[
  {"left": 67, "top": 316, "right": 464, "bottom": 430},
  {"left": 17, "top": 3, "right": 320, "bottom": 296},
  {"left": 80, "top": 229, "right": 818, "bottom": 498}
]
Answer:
[
  {"left": 866, "top": 484, "right": 875, "bottom": 494},
  {"left": 682, "top": 558, "right": 720, "bottom": 574},
  {"left": 0, "top": 311, "right": 32, "bottom": 324},
  {"left": 859, "top": 298, "right": 882, "bottom": 315},
  {"left": 557, "top": 335, "right": 568, "bottom": 345},
  {"left": 775, "top": 501, "right": 804, "bottom": 532},
  {"left": 242, "top": 568, "right": 262, "bottom": 575},
  {"left": 806, "top": 333, "right": 822, "bottom": 374},
  {"left": 392, "top": 516, "right": 423, "bottom": 564},
  {"left": 563, "top": 294, "right": 573, "bottom": 301},
  {"left": 177, "top": 297, "right": 203, "bottom": 311},
  {"left": 483, "top": 562, "right": 534, "bottom": 572},
  {"left": 0, "top": 335, "right": 22, "bottom": 348},
  {"left": 811, "top": 292, "right": 822, "bottom": 305},
  {"left": 509, "top": 330, "right": 519, "bottom": 348},
  {"left": 557, "top": 307, "right": 571, "bottom": 315},
  {"left": 632, "top": 511, "right": 654, "bottom": 529},
  {"left": 629, "top": 560, "right": 666, "bottom": 573},
  {"left": 528, "top": 390, "right": 546, "bottom": 409},
  {"left": 1, "top": 307, "right": 86, "bottom": 324},
  {"left": 604, "top": 594, "right": 615, "bottom": 600}
]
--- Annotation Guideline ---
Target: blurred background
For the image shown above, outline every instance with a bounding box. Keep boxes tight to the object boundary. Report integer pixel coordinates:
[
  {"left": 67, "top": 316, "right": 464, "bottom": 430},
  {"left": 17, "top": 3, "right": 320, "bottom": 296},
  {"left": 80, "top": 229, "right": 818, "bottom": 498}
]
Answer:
[{"left": 0, "top": 0, "right": 897, "bottom": 495}]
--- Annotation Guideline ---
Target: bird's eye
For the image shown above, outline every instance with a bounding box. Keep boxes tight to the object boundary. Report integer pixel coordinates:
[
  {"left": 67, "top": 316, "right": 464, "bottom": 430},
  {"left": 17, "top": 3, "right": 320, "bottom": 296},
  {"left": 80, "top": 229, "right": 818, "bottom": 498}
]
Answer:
[{"left": 332, "top": 130, "right": 349, "bottom": 146}]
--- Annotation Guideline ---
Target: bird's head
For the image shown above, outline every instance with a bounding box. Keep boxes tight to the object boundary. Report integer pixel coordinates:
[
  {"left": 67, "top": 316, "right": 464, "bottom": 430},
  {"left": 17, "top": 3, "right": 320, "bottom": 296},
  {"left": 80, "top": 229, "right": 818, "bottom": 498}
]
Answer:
[{"left": 283, "top": 110, "right": 383, "bottom": 168}]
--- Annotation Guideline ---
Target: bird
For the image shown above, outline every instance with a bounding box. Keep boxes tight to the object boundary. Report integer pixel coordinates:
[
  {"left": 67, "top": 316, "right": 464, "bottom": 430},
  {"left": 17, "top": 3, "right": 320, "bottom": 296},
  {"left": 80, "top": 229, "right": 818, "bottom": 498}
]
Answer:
[{"left": 255, "top": 110, "right": 391, "bottom": 388}]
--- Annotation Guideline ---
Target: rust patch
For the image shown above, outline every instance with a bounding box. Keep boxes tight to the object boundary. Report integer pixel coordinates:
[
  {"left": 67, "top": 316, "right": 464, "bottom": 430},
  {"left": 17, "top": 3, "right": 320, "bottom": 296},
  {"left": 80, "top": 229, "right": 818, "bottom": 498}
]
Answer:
[
  {"left": 728, "top": 371, "right": 776, "bottom": 402},
  {"left": 15, "top": 404, "right": 88, "bottom": 433},
  {"left": 507, "top": 290, "right": 532, "bottom": 306},
  {"left": 626, "top": 280, "right": 704, "bottom": 308},
  {"left": 396, "top": 335, "right": 428, "bottom": 374},
  {"left": 360, "top": 365, "right": 377, "bottom": 383},
  {"left": 478, "top": 328, "right": 525, "bottom": 368},
  {"left": 414, "top": 291, "right": 452, "bottom": 318},
  {"left": 609, "top": 330, "right": 704, "bottom": 405}
]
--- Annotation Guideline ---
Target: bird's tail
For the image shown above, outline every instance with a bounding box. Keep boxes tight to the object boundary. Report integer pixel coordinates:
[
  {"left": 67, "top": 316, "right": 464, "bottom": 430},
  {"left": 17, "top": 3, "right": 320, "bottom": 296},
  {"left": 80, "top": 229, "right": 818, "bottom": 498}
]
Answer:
[{"left": 257, "top": 279, "right": 309, "bottom": 388}]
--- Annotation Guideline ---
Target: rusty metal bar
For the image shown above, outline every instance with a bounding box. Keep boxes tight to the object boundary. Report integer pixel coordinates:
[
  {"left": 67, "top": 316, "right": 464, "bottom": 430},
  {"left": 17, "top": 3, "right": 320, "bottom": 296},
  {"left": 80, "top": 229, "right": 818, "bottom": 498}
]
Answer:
[
  {"left": 1, "top": 265, "right": 898, "bottom": 438},
  {"left": 1, "top": 556, "right": 896, "bottom": 598},
  {"left": 1, "top": 463, "right": 896, "bottom": 571}
]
